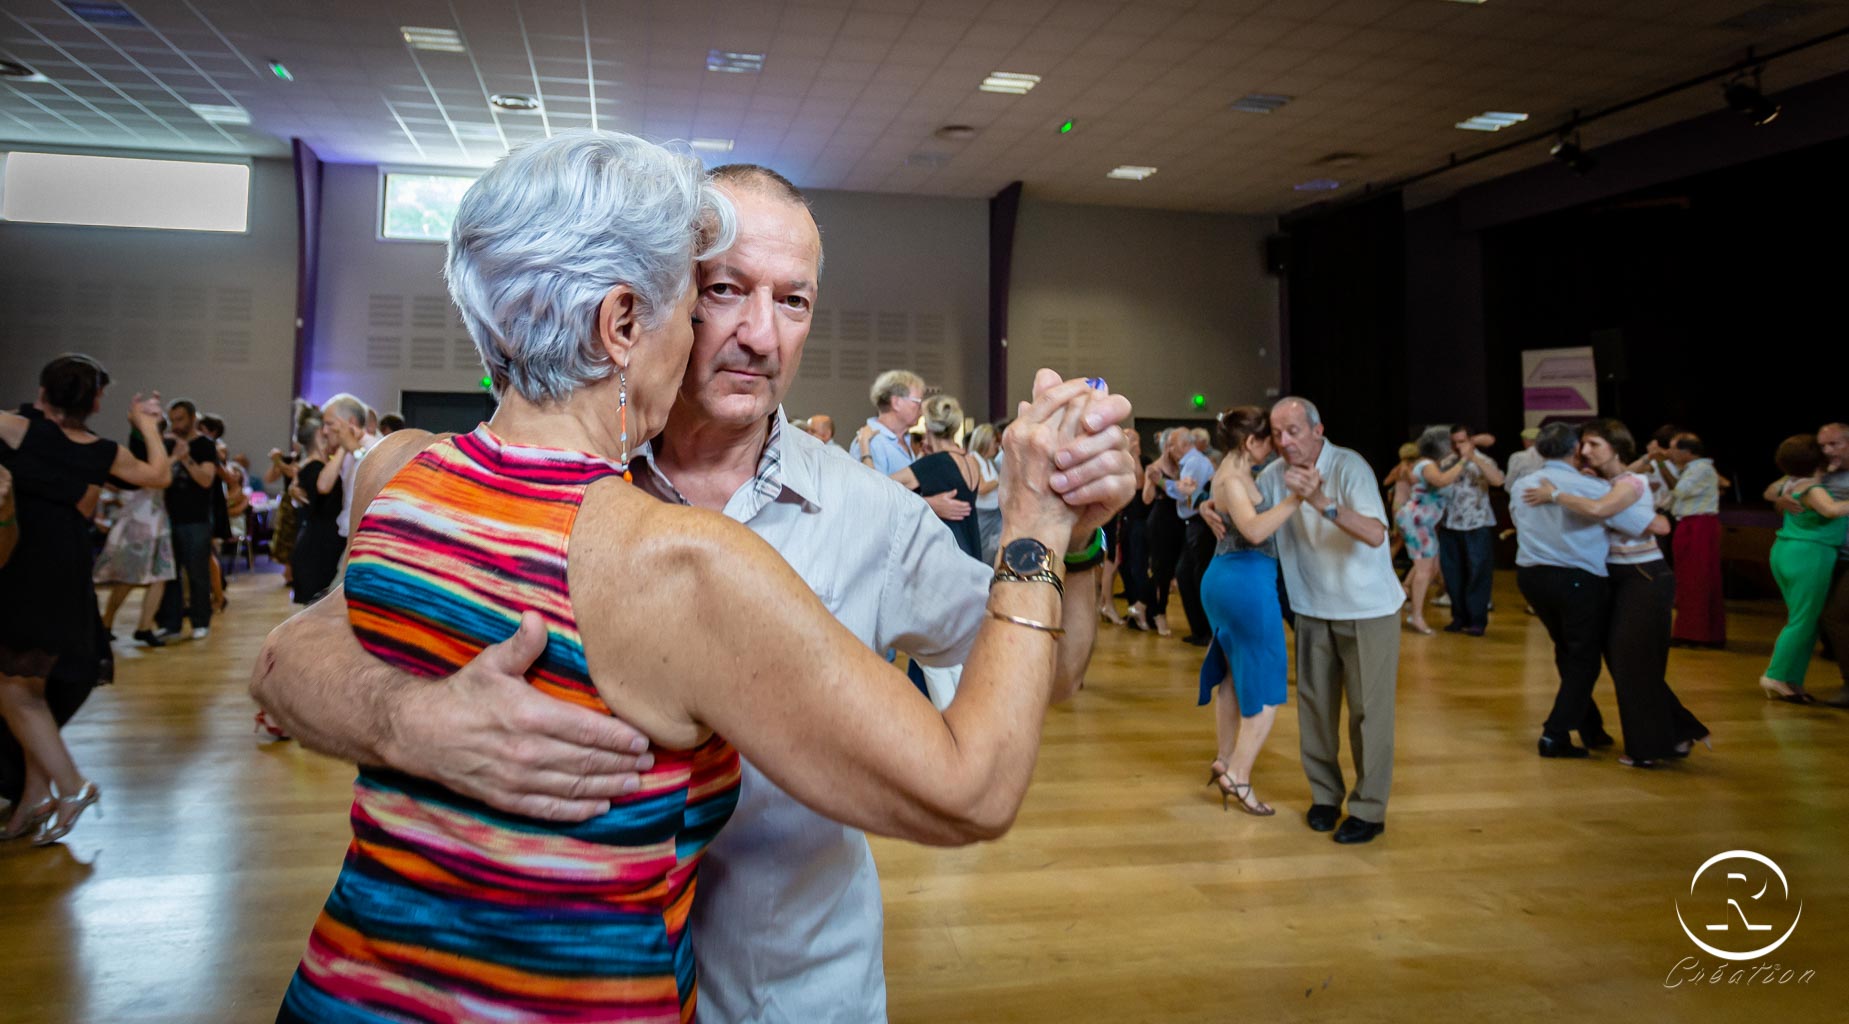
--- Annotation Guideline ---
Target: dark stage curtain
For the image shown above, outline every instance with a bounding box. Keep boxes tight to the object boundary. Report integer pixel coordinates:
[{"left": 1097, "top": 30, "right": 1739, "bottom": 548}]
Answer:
[{"left": 1282, "top": 192, "right": 1409, "bottom": 477}]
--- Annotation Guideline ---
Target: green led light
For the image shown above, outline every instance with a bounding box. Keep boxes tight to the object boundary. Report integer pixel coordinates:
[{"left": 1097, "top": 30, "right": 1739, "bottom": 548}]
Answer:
[
  {"left": 268, "top": 60, "right": 293, "bottom": 82},
  {"left": 1058, "top": 119, "right": 1075, "bottom": 134},
  {"left": 481, "top": 375, "right": 492, "bottom": 390},
  {"left": 1191, "top": 393, "right": 1207, "bottom": 409}
]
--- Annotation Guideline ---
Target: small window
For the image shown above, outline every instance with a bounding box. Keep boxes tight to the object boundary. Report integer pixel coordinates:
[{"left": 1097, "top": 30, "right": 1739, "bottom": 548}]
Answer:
[
  {"left": 381, "top": 172, "right": 477, "bottom": 241},
  {"left": 0, "top": 151, "right": 249, "bottom": 232}
]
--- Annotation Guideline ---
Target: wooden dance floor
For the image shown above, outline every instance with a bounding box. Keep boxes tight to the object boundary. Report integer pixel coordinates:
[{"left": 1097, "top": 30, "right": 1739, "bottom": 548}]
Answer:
[{"left": 2, "top": 569, "right": 1844, "bottom": 1022}]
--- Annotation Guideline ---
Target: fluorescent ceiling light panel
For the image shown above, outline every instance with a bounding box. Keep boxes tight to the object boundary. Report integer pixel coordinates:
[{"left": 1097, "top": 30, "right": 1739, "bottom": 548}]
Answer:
[
  {"left": 980, "top": 71, "right": 1041, "bottom": 94},
  {"left": 1107, "top": 165, "right": 1157, "bottom": 181},
  {"left": 690, "top": 138, "right": 735, "bottom": 152},
  {"left": 707, "top": 50, "right": 765, "bottom": 73},
  {"left": 1455, "top": 110, "right": 1528, "bottom": 131},
  {"left": 1231, "top": 93, "right": 1293, "bottom": 113},
  {"left": 189, "top": 103, "right": 250, "bottom": 125},
  {"left": 1, "top": 152, "right": 249, "bottom": 232},
  {"left": 401, "top": 26, "right": 465, "bottom": 53},
  {"left": 62, "top": 2, "right": 143, "bottom": 27}
]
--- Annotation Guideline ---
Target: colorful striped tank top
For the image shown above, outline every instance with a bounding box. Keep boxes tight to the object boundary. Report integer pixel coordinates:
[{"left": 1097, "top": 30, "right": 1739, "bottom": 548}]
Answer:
[{"left": 279, "top": 425, "right": 740, "bottom": 1024}]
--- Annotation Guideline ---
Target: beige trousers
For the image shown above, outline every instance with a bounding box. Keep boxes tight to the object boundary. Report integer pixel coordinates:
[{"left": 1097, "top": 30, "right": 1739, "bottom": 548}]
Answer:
[{"left": 1294, "top": 612, "right": 1400, "bottom": 821}]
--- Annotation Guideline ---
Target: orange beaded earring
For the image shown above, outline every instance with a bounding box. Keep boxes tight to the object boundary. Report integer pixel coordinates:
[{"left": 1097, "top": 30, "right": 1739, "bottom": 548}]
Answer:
[{"left": 618, "top": 370, "right": 632, "bottom": 483}]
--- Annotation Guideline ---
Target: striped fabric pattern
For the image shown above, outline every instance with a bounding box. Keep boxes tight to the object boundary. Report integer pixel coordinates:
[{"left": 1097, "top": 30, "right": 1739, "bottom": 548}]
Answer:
[{"left": 279, "top": 425, "right": 740, "bottom": 1024}]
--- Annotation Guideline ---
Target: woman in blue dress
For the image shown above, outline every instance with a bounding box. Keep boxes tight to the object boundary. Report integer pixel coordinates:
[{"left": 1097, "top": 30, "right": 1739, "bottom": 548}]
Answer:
[{"left": 1197, "top": 407, "right": 1305, "bottom": 816}]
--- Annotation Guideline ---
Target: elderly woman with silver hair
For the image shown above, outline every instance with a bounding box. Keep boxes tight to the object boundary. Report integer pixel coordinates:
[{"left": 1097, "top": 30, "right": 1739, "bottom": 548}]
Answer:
[{"left": 276, "top": 130, "right": 1133, "bottom": 1023}]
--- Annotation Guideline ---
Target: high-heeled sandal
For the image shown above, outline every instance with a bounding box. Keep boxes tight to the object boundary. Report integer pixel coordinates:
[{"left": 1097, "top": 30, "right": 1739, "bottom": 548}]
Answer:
[
  {"left": 1127, "top": 605, "right": 1149, "bottom": 632},
  {"left": 1668, "top": 734, "right": 1713, "bottom": 759},
  {"left": 1404, "top": 617, "right": 1434, "bottom": 636},
  {"left": 33, "top": 782, "right": 100, "bottom": 846},
  {"left": 1760, "top": 680, "right": 1816, "bottom": 704},
  {"left": 2, "top": 797, "right": 55, "bottom": 841},
  {"left": 1152, "top": 614, "right": 1172, "bottom": 638},
  {"left": 1100, "top": 605, "right": 1124, "bottom": 626},
  {"left": 1211, "top": 773, "right": 1275, "bottom": 816}
]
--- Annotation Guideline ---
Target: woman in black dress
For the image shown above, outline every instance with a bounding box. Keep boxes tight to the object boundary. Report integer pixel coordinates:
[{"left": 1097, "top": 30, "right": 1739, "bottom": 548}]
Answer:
[
  {"left": 1, "top": 355, "right": 171, "bottom": 844},
  {"left": 289, "top": 417, "right": 345, "bottom": 604},
  {"left": 1140, "top": 427, "right": 1191, "bottom": 637}
]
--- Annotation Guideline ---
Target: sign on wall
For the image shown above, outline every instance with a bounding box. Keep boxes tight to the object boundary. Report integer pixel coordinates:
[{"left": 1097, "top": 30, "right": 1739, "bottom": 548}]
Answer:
[{"left": 1520, "top": 346, "right": 1598, "bottom": 428}]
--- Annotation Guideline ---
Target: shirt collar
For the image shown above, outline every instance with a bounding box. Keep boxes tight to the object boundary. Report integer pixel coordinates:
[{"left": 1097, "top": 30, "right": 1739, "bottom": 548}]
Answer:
[{"left": 628, "top": 408, "right": 822, "bottom": 517}]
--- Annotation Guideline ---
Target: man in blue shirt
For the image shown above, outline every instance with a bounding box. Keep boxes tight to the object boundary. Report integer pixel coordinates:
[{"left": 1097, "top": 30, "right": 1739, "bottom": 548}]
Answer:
[
  {"left": 850, "top": 369, "right": 970, "bottom": 523},
  {"left": 1509, "top": 422, "right": 1656, "bottom": 758}
]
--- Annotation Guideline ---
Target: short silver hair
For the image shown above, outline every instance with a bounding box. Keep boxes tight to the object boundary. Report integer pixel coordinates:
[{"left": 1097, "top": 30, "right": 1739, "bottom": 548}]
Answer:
[
  {"left": 321, "top": 393, "right": 369, "bottom": 427},
  {"left": 1271, "top": 395, "right": 1322, "bottom": 427},
  {"left": 870, "top": 369, "right": 924, "bottom": 411},
  {"left": 446, "top": 129, "right": 736, "bottom": 404}
]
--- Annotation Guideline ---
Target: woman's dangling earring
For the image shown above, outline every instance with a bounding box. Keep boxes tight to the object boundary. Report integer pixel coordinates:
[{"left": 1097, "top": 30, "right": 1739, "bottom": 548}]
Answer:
[{"left": 618, "top": 369, "right": 633, "bottom": 483}]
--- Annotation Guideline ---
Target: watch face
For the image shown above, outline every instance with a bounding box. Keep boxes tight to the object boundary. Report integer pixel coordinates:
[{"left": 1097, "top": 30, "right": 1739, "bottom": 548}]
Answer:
[
  {"left": 1002, "top": 537, "right": 1050, "bottom": 574},
  {"left": 1322, "top": 503, "right": 1339, "bottom": 521}
]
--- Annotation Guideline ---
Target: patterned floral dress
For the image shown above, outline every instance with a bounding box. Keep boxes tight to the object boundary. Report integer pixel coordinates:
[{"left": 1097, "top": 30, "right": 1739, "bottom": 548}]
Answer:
[{"left": 1393, "top": 458, "right": 1446, "bottom": 560}]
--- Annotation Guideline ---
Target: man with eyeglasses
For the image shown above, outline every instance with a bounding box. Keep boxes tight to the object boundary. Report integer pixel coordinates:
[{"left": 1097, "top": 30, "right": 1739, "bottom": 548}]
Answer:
[{"left": 851, "top": 368, "right": 970, "bottom": 521}]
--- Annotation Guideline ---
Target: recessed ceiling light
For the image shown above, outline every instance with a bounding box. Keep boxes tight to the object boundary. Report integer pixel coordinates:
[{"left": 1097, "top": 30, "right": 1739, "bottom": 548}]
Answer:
[
  {"left": 1231, "top": 93, "right": 1293, "bottom": 114},
  {"left": 62, "top": 2, "right": 143, "bottom": 28},
  {"left": 490, "top": 93, "right": 541, "bottom": 112},
  {"left": 934, "top": 124, "right": 978, "bottom": 141},
  {"left": 0, "top": 60, "right": 50, "bottom": 82},
  {"left": 1455, "top": 110, "right": 1529, "bottom": 131},
  {"left": 980, "top": 71, "right": 1040, "bottom": 95},
  {"left": 690, "top": 138, "right": 735, "bottom": 152},
  {"left": 1107, "top": 165, "right": 1157, "bottom": 181},
  {"left": 189, "top": 103, "right": 250, "bottom": 125},
  {"left": 707, "top": 49, "right": 765, "bottom": 73},
  {"left": 401, "top": 26, "right": 465, "bottom": 53},
  {"left": 1294, "top": 178, "right": 1342, "bottom": 192}
]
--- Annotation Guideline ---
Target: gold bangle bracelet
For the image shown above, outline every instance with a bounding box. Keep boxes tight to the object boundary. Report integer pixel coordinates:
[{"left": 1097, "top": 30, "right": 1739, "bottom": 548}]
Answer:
[{"left": 987, "top": 610, "right": 1065, "bottom": 638}]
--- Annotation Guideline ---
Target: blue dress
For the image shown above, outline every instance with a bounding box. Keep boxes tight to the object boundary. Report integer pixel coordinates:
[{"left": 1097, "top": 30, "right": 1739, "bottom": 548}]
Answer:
[{"left": 1197, "top": 499, "right": 1289, "bottom": 717}]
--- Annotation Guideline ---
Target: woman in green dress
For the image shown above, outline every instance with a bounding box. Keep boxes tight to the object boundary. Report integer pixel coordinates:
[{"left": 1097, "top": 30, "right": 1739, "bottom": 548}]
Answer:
[{"left": 1761, "top": 434, "right": 1849, "bottom": 702}]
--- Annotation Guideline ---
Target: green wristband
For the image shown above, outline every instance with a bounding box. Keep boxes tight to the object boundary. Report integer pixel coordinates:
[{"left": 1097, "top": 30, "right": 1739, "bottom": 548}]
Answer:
[{"left": 1064, "top": 527, "right": 1106, "bottom": 567}]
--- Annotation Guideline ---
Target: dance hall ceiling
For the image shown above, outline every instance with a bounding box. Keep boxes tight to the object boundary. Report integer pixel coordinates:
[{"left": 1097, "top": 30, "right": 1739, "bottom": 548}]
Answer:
[{"left": 2, "top": 0, "right": 1847, "bottom": 213}]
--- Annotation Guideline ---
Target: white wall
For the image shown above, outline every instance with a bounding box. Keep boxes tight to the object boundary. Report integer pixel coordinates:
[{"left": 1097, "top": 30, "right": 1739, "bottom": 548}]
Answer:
[
  {"left": 0, "top": 154, "right": 298, "bottom": 455},
  {"left": 785, "top": 188, "right": 988, "bottom": 430},
  {"left": 1006, "top": 199, "right": 1281, "bottom": 425},
  {"left": 308, "top": 162, "right": 478, "bottom": 415},
  {"left": 307, "top": 166, "right": 993, "bottom": 432}
]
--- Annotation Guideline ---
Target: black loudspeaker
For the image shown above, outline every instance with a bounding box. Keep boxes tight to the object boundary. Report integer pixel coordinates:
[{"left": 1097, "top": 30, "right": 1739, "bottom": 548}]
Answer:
[
  {"left": 1590, "top": 328, "right": 1627, "bottom": 383},
  {"left": 1264, "top": 234, "right": 1289, "bottom": 276}
]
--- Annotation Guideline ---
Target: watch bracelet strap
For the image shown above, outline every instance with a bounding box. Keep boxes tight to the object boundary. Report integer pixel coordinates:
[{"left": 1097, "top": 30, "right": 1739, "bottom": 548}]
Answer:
[{"left": 991, "top": 565, "right": 1064, "bottom": 598}]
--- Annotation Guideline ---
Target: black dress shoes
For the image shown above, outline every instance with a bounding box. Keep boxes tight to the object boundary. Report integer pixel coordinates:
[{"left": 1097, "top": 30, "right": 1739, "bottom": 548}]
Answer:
[
  {"left": 1306, "top": 804, "right": 1339, "bottom": 832},
  {"left": 1333, "top": 816, "right": 1385, "bottom": 844},
  {"left": 1538, "top": 733, "right": 1589, "bottom": 758},
  {"left": 1182, "top": 635, "right": 1210, "bottom": 647},
  {"left": 1581, "top": 729, "right": 1616, "bottom": 749}
]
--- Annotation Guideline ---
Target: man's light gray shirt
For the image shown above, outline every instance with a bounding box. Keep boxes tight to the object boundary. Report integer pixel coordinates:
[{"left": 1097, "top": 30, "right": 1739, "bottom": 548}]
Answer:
[
  {"left": 642, "top": 409, "right": 988, "bottom": 1024},
  {"left": 1509, "top": 460, "right": 1657, "bottom": 577}
]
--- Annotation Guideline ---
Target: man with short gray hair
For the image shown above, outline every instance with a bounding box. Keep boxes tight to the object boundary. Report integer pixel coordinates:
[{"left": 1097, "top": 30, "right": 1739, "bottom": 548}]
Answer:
[
  {"left": 850, "top": 368, "right": 970, "bottom": 521},
  {"left": 254, "top": 161, "right": 1136, "bottom": 1023},
  {"left": 1259, "top": 396, "right": 1402, "bottom": 845},
  {"left": 319, "top": 392, "right": 383, "bottom": 539}
]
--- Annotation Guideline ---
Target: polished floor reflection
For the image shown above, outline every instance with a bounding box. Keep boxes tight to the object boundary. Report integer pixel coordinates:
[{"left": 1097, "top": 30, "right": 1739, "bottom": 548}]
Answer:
[{"left": 2, "top": 569, "right": 1843, "bottom": 1022}]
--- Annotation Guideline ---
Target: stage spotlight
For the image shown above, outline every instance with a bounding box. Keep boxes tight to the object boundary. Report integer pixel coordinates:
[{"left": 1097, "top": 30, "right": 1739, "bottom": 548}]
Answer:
[
  {"left": 1723, "top": 72, "right": 1781, "bottom": 125},
  {"left": 1550, "top": 131, "right": 1596, "bottom": 175}
]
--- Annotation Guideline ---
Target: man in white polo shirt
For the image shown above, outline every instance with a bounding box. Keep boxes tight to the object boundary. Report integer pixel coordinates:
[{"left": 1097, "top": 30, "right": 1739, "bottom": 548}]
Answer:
[{"left": 1258, "top": 397, "right": 1402, "bottom": 846}]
